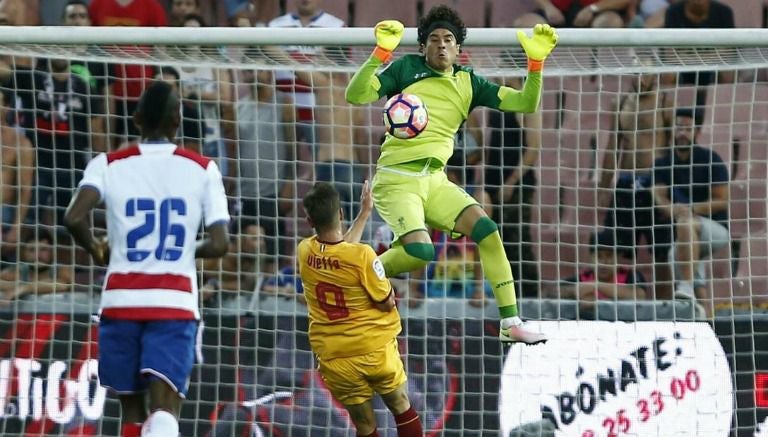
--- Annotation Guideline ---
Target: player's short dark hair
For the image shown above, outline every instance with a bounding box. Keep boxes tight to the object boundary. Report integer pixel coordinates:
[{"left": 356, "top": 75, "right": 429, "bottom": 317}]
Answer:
[
  {"left": 418, "top": 4, "right": 467, "bottom": 47},
  {"left": 303, "top": 182, "right": 341, "bottom": 232},
  {"left": 135, "top": 81, "right": 179, "bottom": 134}
]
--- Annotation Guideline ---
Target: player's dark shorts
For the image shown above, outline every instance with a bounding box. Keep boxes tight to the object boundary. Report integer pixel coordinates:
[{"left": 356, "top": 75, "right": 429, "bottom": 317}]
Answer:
[{"left": 98, "top": 318, "right": 199, "bottom": 397}]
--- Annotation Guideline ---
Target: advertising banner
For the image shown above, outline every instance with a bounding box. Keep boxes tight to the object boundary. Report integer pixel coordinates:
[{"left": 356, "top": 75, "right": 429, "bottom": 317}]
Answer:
[
  {"left": 499, "top": 321, "right": 734, "bottom": 437},
  {"left": 0, "top": 314, "right": 765, "bottom": 436}
]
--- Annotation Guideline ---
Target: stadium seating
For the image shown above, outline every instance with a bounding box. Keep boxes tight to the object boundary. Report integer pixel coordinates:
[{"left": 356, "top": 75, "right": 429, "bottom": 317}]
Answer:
[
  {"left": 352, "top": 0, "right": 419, "bottom": 26},
  {"left": 422, "top": 0, "right": 487, "bottom": 27},
  {"left": 488, "top": 0, "right": 537, "bottom": 27},
  {"left": 718, "top": 0, "right": 764, "bottom": 28},
  {"left": 320, "top": 0, "right": 351, "bottom": 24}
]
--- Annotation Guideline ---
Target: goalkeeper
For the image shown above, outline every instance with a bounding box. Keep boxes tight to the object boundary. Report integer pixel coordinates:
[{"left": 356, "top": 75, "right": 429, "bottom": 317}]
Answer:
[{"left": 345, "top": 5, "right": 558, "bottom": 344}]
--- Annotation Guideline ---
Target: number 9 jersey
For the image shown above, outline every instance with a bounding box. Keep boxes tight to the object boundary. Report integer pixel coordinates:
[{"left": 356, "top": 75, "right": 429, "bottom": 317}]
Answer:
[
  {"left": 78, "top": 143, "right": 230, "bottom": 321},
  {"left": 297, "top": 236, "right": 401, "bottom": 361}
]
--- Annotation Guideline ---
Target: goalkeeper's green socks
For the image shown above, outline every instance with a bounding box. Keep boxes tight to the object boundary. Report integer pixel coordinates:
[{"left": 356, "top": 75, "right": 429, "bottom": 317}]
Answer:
[
  {"left": 472, "top": 217, "right": 519, "bottom": 318},
  {"left": 379, "top": 241, "right": 434, "bottom": 277}
]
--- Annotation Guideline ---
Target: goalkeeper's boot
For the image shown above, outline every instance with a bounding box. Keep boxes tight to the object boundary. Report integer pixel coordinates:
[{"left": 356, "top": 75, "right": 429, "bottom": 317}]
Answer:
[{"left": 499, "top": 316, "right": 547, "bottom": 345}]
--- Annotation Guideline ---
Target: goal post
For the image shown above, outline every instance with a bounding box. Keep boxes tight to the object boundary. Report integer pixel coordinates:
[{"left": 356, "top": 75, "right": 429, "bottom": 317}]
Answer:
[{"left": 0, "top": 27, "right": 765, "bottom": 436}]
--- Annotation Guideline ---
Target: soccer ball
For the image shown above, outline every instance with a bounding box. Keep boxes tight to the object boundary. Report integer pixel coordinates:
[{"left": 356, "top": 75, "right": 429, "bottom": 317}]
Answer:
[{"left": 382, "top": 93, "right": 428, "bottom": 139}]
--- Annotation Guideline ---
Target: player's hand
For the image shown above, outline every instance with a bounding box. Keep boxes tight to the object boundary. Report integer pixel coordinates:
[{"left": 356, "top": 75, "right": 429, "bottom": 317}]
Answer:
[
  {"left": 375, "top": 20, "right": 405, "bottom": 52},
  {"left": 90, "top": 235, "right": 109, "bottom": 267},
  {"left": 517, "top": 23, "right": 559, "bottom": 61},
  {"left": 359, "top": 179, "right": 373, "bottom": 217}
]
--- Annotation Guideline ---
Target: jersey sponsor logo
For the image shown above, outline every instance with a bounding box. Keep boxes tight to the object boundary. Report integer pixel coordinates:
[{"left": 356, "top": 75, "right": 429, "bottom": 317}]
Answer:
[
  {"left": 499, "top": 321, "right": 733, "bottom": 437},
  {"left": 372, "top": 258, "right": 386, "bottom": 280}
]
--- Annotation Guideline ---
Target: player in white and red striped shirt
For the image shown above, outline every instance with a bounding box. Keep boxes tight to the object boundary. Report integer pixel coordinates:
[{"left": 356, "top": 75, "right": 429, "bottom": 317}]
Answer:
[{"left": 64, "top": 81, "right": 229, "bottom": 437}]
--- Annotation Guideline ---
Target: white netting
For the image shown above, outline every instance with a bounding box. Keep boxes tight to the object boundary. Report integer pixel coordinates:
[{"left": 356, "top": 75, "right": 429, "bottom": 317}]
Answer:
[{"left": 0, "top": 28, "right": 765, "bottom": 436}]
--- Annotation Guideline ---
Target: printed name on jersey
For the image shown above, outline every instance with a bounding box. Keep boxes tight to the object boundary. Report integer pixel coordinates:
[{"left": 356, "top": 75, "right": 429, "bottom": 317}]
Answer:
[{"left": 307, "top": 254, "right": 341, "bottom": 270}]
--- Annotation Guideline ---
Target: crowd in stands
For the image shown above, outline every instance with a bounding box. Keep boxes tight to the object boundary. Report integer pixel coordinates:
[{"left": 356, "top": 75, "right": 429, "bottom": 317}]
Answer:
[{"left": 0, "top": 0, "right": 764, "bottom": 319}]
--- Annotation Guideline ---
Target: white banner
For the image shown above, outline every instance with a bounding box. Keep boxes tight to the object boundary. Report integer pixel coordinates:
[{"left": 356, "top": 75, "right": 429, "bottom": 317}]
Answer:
[{"left": 499, "top": 321, "right": 733, "bottom": 437}]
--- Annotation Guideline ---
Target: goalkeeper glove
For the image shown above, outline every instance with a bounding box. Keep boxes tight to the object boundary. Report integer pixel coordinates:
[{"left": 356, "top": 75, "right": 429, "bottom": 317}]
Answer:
[
  {"left": 373, "top": 20, "right": 404, "bottom": 62},
  {"left": 517, "top": 23, "right": 559, "bottom": 67}
]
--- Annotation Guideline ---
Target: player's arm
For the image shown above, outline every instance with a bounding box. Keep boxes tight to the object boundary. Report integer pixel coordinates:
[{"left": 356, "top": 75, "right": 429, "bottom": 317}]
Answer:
[
  {"left": 344, "top": 180, "right": 373, "bottom": 243},
  {"left": 64, "top": 154, "right": 109, "bottom": 266},
  {"left": 374, "top": 289, "right": 396, "bottom": 312},
  {"left": 64, "top": 186, "right": 109, "bottom": 266},
  {"left": 476, "top": 25, "right": 558, "bottom": 114},
  {"left": 198, "top": 161, "right": 231, "bottom": 259},
  {"left": 345, "top": 20, "right": 404, "bottom": 105},
  {"left": 195, "top": 223, "right": 229, "bottom": 259},
  {"left": 361, "top": 247, "right": 396, "bottom": 312}
]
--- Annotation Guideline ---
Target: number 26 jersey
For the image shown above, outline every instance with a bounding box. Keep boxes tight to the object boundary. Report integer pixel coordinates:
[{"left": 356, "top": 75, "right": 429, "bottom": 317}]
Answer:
[{"left": 78, "top": 143, "right": 230, "bottom": 321}]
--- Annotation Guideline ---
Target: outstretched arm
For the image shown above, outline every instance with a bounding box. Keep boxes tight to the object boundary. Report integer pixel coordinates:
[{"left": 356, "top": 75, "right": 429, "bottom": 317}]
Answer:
[
  {"left": 502, "top": 24, "right": 558, "bottom": 112},
  {"left": 345, "top": 20, "right": 404, "bottom": 105},
  {"left": 344, "top": 180, "right": 373, "bottom": 244}
]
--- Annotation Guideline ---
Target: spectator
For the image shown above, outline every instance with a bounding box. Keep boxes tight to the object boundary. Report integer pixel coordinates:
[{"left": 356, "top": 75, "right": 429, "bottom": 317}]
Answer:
[
  {"left": 268, "top": 0, "right": 344, "bottom": 149},
  {"left": 12, "top": 58, "right": 102, "bottom": 229},
  {"left": 153, "top": 66, "right": 206, "bottom": 153},
  {"left": 0, "top": 89, "right": 33, "bottom": 250},
  {"left": 0, "top": 0, "right": 37, "bottom": 71},
  {"left": 0, "top": 229, "right": 74, "bottom": 306},
  {"left": 226, "top": 0, "right": 280, "bottom": 27},
  {"left": 169, "top": 0, "right": 200, "bottom": 26},
  {"left": 89, "top": 0, "right": 167, "bottom": 26},
  {"left": 268, "top": 0, "right": 367, "bottom": 217},
  {"left": 177, "top": 14, "right": 235, "bottom": 176},
  {"left": 598, "top": 51, "right": 674, "bottom": 299},
  {"left": 0, "top": 0, "right": 39, "bottom": 26},
  {"left": 199, "top": 221, "right": 294, "bottom": 306},
  {"left": 485, "top": 76, "right": 542, "bottom": 298},
  {"left": 89, "top": 0, "right": 167, "bottom": 147},
  {"left": 651, "top": 107, "right": 729, "bottom": 318},
  {"left": 663, "top": 0, "right": 735, "bottom": 87},
  {"left": 236, "top": 66, "right": 295, "bottom": 259},
  {"left": 544, "top": 230, "right": 648, "bottom": 307},
  {"left": 61, "top": 0, "right": 91, "bottom": 26},
  {"left": 515, "top": 0, "right": 634, "bottom": 28},
  {"left": 635, "top": 0, "right": 672, "bottom": 27},
  {"left": 56, "top": 0, "right": 109, "bottom": 154}
]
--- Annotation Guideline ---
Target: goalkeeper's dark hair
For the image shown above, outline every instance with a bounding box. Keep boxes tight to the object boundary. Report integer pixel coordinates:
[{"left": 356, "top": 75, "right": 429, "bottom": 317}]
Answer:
[
  {"left": 303, "top": 182, "right": 341, "bottom": 232},
  {"left": 135, "top": 81, "right": 180, "bottom": 137},
  {"left": 418, "top": 4, "right": 467, "bottom": 47}
]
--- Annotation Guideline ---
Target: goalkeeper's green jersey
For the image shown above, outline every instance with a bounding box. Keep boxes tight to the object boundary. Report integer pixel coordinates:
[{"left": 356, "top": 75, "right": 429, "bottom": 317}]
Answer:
[{"left": 346, "top": 54, "right": 542, "bottom": 167}]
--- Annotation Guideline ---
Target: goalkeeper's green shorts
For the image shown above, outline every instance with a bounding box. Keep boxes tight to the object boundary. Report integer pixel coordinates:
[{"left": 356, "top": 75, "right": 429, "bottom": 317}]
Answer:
[{"left": 372, "top": 158, "right": 478, "bottom": 242}]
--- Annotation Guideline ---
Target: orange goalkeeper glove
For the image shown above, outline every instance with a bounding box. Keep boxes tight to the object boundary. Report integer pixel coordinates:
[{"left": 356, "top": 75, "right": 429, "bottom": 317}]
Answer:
[{"left": 373, "top": 20, "right": 404, "bottom": 62}]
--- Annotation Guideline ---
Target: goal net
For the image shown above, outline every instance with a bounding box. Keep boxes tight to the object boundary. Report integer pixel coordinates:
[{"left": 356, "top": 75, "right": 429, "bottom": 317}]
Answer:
[{"left": 0, "top": 27, "right": 765, "bottom": 436}]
